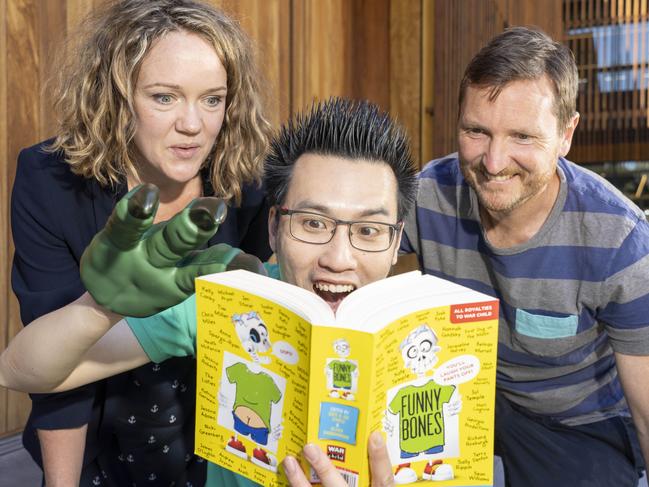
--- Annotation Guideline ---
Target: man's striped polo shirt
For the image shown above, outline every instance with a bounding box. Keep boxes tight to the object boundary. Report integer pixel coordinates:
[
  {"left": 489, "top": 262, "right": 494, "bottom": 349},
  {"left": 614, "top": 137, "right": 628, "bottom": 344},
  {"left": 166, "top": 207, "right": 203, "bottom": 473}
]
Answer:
[{"left": 401, "top": 154, "right": 649, "bottom": 425}]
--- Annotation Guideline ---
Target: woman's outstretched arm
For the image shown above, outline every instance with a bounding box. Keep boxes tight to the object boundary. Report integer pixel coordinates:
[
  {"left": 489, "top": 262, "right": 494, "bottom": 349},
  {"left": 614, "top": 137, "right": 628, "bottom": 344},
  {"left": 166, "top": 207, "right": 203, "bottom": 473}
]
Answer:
[{"left": 0, "top": 292, "right": 149, "bottom": 392}]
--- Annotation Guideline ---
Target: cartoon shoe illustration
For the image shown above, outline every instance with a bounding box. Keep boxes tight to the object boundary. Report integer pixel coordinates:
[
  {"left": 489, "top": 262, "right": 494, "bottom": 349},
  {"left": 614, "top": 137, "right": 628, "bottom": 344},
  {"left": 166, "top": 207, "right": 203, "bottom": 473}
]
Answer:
[
  {"left": 423, "top": 460, "right": 454, "bottom": 481},
  {"left": 225, "top": 435, "right": 248, "bottom": 460},
  {"left": 251, "top": 447, "right": 278, "bottom": 472},
  {"left": 422, "top": 460, "right": 442, "bottom": 480},
  {"left": 340, "top": 391, "right": 355, "bottom": 401},
  {"left": 394, "top": 463, "right": 418, "bottom": 485}
]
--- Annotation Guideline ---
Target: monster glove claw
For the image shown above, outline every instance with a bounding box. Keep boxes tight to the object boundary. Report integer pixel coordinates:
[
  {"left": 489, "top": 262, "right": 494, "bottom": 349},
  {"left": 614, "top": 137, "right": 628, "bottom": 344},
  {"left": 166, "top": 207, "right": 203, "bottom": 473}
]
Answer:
[
  {"left": 80, "top": 185, "right": 265, "bottom": 318},
  {"left": 188, "top": 197, "right": 227, "bottom": 232},
  {"left": 127, "top": 183, "right": 160, "bottom": 220}
]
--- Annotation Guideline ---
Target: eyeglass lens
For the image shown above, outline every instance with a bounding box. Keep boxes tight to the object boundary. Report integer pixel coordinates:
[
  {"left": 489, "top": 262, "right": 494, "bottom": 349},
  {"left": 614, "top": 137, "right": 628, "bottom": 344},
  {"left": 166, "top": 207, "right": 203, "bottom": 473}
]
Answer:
[{"left": 289, "top": 211, "right": 394, "bottom": 251}]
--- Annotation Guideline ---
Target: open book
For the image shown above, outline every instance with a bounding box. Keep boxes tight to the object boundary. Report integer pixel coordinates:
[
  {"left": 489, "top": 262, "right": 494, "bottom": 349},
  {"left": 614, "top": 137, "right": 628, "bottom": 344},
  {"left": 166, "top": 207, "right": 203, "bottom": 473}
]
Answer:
[{"left": 195, "top": 270, "right": 498, "bottom": 487}]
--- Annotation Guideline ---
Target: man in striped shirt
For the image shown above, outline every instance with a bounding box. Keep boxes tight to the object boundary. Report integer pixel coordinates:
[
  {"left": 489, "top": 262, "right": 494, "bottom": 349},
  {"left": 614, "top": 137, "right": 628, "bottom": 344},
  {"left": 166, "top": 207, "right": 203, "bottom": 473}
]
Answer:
[{"left": 402, "top": 27, "right": 649, "bottom": 487}]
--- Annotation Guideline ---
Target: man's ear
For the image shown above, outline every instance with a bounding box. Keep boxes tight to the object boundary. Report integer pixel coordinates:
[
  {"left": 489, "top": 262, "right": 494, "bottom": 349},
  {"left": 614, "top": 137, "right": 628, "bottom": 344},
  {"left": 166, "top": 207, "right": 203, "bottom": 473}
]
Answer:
[
  {"left": 559, "top": 112, "right": 580, "bottom": 157},
  {"left": 268, "top": 206, "right": 279, "bottom": 253}
]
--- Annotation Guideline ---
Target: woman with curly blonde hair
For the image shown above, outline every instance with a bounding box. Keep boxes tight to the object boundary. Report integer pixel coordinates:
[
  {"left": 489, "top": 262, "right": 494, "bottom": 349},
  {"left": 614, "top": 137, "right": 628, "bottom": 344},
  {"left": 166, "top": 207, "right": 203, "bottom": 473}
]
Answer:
[{"left": 11, "top": 1, "right": 273, "bottom": 485}]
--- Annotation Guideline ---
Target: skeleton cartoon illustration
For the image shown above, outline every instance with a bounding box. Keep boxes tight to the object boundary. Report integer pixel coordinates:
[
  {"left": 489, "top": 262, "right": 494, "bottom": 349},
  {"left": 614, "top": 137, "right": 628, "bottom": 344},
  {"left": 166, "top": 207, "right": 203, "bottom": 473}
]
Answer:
[
  {"left": 325, "top": 338, "right": 359, "bottom": 400},
  {"left": 385, "top": 325, "right": 462, "bottom": 483},
  {"left": 219, "top": 311, "right": 287, "bottom": 473},
  {"left": 232, "top": 311, "right": 272, "bottom": 364}
]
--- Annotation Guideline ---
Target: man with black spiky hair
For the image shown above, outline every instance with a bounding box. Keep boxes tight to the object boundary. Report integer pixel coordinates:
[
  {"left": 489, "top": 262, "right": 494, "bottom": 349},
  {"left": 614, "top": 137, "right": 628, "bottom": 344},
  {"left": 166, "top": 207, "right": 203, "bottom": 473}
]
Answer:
[
  {"left": 1, "top": 97, "right": 416, "bottom": 487},
  {"left": 263, "top": 97, "right": 417, "bottom": 314}
]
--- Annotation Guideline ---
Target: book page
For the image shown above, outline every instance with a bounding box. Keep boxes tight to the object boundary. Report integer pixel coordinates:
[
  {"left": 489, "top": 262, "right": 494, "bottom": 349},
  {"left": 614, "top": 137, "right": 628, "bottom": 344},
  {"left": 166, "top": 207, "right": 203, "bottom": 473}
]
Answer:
[
  {"left": 371, "top": 300, "right": 499, "bottom": 486},
  {"left": 195, "top": 279, "right": 311, "bottom": 486},
  {"left": 199, "top": 269, "right": 334, "bottom": 324},
  {"left": 336, "top": 272, "right": 494, "bottom": 333}
]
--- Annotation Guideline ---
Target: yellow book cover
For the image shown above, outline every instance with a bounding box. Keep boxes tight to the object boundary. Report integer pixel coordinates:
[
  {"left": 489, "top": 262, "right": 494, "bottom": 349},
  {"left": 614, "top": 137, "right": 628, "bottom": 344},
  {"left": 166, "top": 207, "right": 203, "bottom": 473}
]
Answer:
[{"left": 195, "top": 270, "right": 498, "bottom": 487}]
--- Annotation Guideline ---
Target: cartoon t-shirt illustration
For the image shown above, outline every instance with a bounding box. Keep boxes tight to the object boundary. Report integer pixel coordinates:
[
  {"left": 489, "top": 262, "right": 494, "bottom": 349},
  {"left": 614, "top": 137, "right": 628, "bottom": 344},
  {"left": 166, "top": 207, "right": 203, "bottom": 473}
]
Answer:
[
  {"left": 226, "top": 362, "right": 282, "bottom": 445},
  {"left": 218, "top": 310, "right": 293, "bottom": 473},
  {"left": 385, "top": 324, "right": 462, "bottom": 484},
  {"left": 388, "top": 380, "right": 455, "bottom": 456},
  {"left": 325, "top": 338, "right": 359, "bottom": 400},
  {"left": 327, "top": 360, "right": 357, "bottom": 389}
]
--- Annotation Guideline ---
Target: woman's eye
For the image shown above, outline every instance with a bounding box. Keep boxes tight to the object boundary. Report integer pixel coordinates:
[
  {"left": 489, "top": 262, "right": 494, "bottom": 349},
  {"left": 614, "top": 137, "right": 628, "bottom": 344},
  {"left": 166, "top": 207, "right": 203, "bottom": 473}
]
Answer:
[
  {"left": 204, "top": 96, "right": 223, "bottom": 107},
  {"left": 153, "top": 94, "right": 174, "bottom": 104}
]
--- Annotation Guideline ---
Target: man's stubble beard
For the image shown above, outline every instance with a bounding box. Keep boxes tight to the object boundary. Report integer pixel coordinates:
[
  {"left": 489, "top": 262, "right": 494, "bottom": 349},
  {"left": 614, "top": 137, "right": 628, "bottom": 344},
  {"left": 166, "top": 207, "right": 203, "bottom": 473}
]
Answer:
[{"left": 460, "top": 160, "right": 556, "bottom": 216}]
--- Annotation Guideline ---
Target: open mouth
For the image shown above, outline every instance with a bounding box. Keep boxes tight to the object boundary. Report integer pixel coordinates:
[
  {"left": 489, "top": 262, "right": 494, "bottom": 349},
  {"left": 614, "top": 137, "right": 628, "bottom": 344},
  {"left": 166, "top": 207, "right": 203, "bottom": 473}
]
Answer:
[{"left": 313, "top": 282, "right": 356, "bottom": 313}]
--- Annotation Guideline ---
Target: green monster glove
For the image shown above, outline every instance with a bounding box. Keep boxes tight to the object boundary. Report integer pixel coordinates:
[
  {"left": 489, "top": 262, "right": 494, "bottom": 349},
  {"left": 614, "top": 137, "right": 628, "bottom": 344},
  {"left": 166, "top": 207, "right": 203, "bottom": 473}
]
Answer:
[{"left": 80, "top": 184, "right": 266, "bottom": 317}]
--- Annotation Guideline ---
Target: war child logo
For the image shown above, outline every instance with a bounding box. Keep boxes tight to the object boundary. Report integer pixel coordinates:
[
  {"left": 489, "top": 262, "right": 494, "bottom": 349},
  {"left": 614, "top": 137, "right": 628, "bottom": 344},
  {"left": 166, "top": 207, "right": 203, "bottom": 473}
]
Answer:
[{"left": 326, "top": 445, "right": 346, "bottom": 462}]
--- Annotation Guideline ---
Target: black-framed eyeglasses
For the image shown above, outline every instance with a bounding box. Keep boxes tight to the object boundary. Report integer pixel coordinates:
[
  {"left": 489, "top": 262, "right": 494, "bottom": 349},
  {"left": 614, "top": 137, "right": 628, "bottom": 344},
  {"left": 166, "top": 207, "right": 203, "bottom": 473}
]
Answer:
[{"left": 278, "top": 207, "right": 402, "bottom": 252}]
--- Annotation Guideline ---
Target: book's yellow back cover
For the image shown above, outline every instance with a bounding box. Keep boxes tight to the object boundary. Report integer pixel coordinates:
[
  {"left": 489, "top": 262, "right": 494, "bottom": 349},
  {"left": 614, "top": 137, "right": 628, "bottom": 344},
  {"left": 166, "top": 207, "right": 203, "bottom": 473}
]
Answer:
[
  {"left": 306, "top": 326, "right": 374, "bottom": 486},
  {"left": 308, "top": 300, "right": 499, "bottom": 487}
]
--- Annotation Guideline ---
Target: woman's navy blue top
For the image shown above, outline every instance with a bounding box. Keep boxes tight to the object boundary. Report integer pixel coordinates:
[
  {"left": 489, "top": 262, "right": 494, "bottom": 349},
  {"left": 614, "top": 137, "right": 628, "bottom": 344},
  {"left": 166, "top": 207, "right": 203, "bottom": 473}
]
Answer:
[{"left": 11, "top": 140, "right": 272, "bottom": 486}]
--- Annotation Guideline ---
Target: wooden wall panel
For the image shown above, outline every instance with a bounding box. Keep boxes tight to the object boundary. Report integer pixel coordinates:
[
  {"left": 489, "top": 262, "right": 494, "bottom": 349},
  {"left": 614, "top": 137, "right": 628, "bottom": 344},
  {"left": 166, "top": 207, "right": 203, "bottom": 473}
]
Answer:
[
  {"left": 4, "top": 0, "right": 41, "bottom": 435},
  {"left": 218, "top": 0, "right": 292, "bottom": 127},
  {"left": 0, "top": 0, "right": 7, "bottom": 438},
  {"left": 426, "top": 0, "right": 504, "bottom": 161},
  {"left": 424, "top": 0, "right": 564, "bottom": 161},
  {"left": 292, "top": 0, "right": 354, "bottom": 110},
  {"left": 506, "top": 0, "right": 564, "bottom": 38},
  {"left": 291, "top": 0, "right": 393, "bottom": 113},
  {"left": 39, "top": 1, "right": 68, "bottom": 136},
  {"left": 350, "top": 0, "right": 390, "bottom": 109},
  {"left": 564, "top": 0, "right": 649, "bottom": 165},
  {"left": 390, "top": 0, "right": 422, "bottom": 164},
  {"left": 0, "top": 0, "right": 571, "bottom": 438},
  {"left": 66, "top": 0, "right": 94, "bottom": 31}
]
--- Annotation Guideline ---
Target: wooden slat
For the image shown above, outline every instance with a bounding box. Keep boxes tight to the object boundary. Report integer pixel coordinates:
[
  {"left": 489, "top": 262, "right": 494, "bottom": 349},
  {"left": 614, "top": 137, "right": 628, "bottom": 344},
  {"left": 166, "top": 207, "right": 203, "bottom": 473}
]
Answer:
[
  {"left": 290, "top": 0, "right": 307, "bottom": 112},
  {"left": 571, "top": 141, "right": 649, "bottom": 160},
  {"left": 290, "top": 0, "right": 394, "bottom": 114},
  {"left": 294, "top": 0, "right": 353, "bottom": 109},
  {"left": 6, "top": 0, "right": 41, "bottom": 432},
  {"left": 390, "top": 0, "right": 422, "bottom": 166},
  {"left": 0, "top": 0, "right": 7, "bottom": 439},
  {"left": 428, "top": 0, "right": 550, "bottom": 160},
  {"left": 219, "top": 0, "right": 291, "bottom": 128},
  {"left": 640, "top": 0, "right": 647, "bottom": 135},
  {"left": 508, "top": 0, "right": 564, "bottom": 38},
  {"left": 66, "top": 0, "right": 94, "bottom": 31},
  {"left": 350, "top": 0, "right": 390, "bottom": 109},
  {"left": 631, "top": 0, "right": 639, "bottom": 131},
  {"left": 39, "top": 0, "right": 67, "bottom": 138}
]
